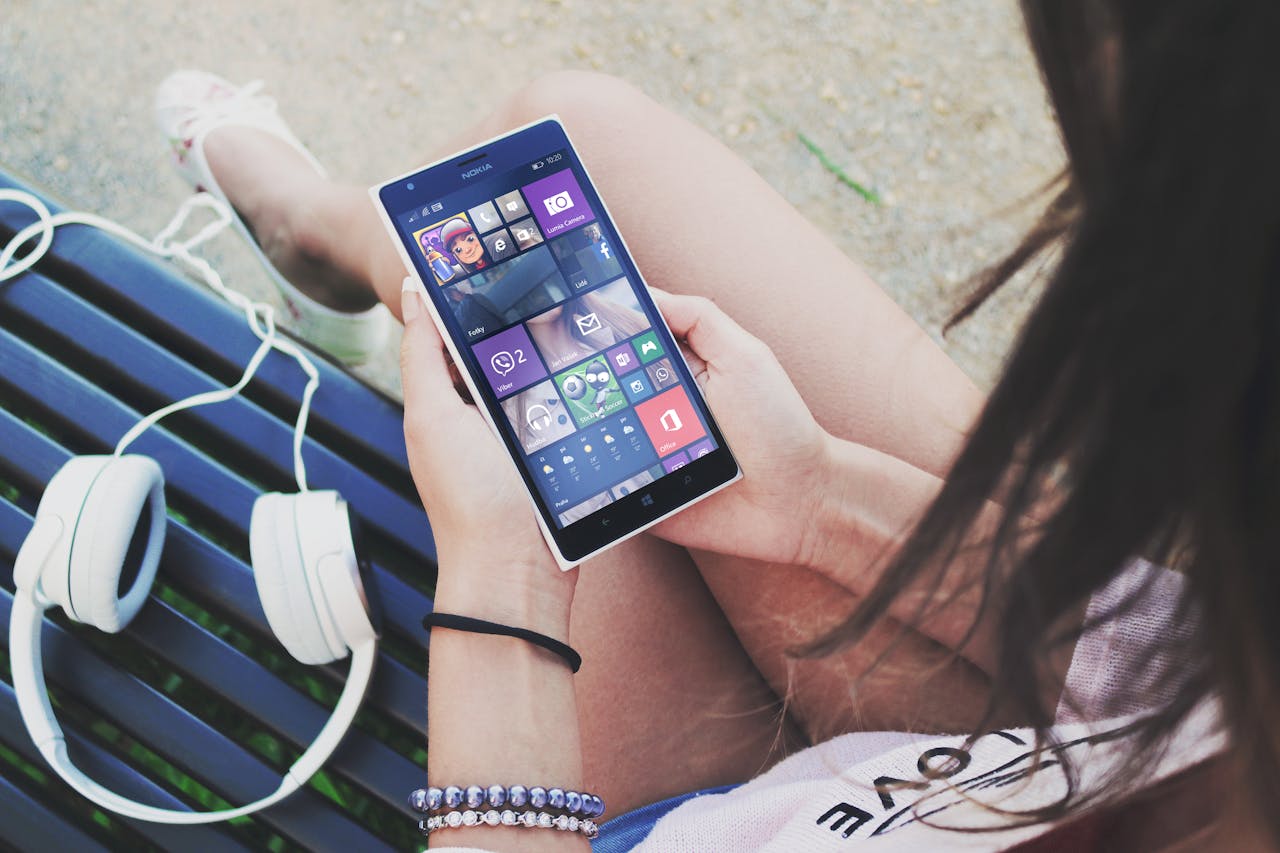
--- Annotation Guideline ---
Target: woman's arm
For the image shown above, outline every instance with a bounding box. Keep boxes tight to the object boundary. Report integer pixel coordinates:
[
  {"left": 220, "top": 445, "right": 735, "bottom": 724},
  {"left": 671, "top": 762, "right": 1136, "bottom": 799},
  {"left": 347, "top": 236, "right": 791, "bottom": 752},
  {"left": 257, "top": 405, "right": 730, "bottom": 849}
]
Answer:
[
  {"left": 648, "top": 291, "right": 1080, "bottom": 708},
  {"left": 425, "top": 554, "right": 588, "bottom": 852},
  {"left": 398, "top": 285, "right": 591, "bottom": 852},
  {"left": 805, "top": 437, "right": 1005, "bottom": 676},
  {"left": 808, "top": 435, "right": 1085, "bottom": 695}
]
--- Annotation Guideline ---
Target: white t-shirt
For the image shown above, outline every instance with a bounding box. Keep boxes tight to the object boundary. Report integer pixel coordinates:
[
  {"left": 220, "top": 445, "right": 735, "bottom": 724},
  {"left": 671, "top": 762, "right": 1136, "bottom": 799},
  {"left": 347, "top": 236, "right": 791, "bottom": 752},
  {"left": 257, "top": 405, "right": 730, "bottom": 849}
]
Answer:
[{"left": 435, "top": 561, "right": 1220, "bottom": 852}]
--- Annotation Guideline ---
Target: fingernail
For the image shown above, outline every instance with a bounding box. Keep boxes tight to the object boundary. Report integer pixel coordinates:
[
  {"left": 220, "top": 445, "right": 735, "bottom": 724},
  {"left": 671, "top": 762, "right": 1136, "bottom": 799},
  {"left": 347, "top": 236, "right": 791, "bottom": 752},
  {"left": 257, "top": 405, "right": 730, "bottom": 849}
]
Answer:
[{"left": 401, "top": 278, "right": 421, "bottom": 323}]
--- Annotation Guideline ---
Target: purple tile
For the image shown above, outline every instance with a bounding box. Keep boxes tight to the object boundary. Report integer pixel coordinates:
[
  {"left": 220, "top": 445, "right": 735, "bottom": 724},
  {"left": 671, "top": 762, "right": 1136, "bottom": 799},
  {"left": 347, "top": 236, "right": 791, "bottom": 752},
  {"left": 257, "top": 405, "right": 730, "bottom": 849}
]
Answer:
[
  {"left": 522, "top": 168, "right": 596, "bottom": 238},
  {"left": 471, "top": 325, "right": 547, "bottom": 398},
  {"left": 686, "top": 439, "right": 716, "bottom": 460},
  {"left": 662, "top": 451, "right": 691, "bottom": 474},
  {"left": 605, "top": 342, "right": 639, "bottom": 375}
]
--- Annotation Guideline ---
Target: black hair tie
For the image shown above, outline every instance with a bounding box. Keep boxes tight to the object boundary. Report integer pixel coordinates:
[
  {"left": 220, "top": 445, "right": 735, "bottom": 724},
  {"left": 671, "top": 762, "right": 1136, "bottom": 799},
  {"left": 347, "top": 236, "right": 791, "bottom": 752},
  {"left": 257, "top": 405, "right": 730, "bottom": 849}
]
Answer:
[{"left": 422, "top": 612, "right": 582, "bottom": 673}]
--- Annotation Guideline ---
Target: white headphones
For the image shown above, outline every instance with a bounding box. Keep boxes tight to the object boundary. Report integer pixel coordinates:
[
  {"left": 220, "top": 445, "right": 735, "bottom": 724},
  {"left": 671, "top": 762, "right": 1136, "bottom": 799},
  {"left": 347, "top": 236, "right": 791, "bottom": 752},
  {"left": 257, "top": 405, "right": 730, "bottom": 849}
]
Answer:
[{"left": 2, "top": 189, "right": 379, "bottom": 824}]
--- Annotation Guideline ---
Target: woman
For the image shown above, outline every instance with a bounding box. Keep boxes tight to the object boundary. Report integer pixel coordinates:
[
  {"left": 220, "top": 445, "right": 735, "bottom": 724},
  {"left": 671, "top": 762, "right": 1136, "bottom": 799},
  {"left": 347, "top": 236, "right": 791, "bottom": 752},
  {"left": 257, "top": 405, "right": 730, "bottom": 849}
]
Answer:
[{"left": 160, "top": 2, "right": 1279, "bottom": 847}]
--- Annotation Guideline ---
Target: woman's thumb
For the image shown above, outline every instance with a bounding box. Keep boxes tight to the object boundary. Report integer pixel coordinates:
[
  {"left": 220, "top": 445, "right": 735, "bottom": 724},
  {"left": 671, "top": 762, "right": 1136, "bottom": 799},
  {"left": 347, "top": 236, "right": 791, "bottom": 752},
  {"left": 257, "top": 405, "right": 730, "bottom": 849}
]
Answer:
[
  {"left": 651, "top": 289, "right": 763, "bottom": 364},
  {"left": 399, "top": 280, "right": 471, "bottom": 426}
]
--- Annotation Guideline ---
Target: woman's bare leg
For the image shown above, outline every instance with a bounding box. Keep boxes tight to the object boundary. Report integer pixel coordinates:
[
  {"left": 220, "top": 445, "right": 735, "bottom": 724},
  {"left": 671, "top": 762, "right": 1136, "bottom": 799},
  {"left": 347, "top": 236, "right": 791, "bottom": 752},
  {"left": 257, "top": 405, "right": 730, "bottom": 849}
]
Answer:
[
  {"left": 207, "top": 71, "right": 980, "bottom": 472},
  {"left": 409, "top": 72, "right": 995, "bottom": 743},
  {"left": 201, "top": 70, "right": 991, "bottom": 807}
]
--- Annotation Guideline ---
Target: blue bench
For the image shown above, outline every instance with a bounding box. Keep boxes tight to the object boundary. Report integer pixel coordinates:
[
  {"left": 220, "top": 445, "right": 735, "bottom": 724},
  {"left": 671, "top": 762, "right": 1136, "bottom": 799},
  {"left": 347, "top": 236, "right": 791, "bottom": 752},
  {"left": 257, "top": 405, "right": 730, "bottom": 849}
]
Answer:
[{"left": 0, "top": 170, "right": 435, "bottom": 851}]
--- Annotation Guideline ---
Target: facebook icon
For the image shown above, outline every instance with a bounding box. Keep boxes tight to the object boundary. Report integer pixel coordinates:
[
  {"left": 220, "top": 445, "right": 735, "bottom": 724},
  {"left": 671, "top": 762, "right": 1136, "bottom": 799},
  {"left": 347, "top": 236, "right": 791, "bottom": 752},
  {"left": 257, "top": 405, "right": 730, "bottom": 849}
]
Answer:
[{"left": 597, "top": 239, "right": 611, "bottom": 261}]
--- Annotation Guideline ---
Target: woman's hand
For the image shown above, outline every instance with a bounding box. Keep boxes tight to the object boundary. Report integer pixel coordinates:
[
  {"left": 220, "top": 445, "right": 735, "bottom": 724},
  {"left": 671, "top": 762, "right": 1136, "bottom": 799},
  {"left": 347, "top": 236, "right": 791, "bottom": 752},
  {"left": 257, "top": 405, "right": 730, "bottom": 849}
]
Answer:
[
  {"left": 649, "top": 290, "right": 835, "bottom": 568},
  {"left": 399, "top": 285, "right": 574, "bottom": 619}
]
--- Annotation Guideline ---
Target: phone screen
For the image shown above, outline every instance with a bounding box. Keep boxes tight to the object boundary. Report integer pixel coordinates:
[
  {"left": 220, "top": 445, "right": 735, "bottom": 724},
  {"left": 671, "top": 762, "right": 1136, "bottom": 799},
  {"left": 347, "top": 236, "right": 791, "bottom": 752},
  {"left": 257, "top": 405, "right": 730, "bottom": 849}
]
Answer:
[{"left": 374, "top": 119, "right": 738, "bottom": 562}]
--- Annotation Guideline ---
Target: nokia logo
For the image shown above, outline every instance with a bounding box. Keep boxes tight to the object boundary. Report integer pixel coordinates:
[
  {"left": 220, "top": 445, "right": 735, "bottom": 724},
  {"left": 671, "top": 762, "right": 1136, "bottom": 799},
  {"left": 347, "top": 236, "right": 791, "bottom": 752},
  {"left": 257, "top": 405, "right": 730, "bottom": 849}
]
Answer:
[{"left": 460, "top": 163, "right": 493, "bottom": 179}]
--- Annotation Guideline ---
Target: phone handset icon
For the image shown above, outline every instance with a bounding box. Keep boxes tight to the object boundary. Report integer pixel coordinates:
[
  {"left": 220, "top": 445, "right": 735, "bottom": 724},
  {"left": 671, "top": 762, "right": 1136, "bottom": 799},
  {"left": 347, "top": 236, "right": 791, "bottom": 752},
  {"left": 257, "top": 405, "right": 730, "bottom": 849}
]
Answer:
[{"left": 490, "top": 348, "right": 527, "bottom": 377}]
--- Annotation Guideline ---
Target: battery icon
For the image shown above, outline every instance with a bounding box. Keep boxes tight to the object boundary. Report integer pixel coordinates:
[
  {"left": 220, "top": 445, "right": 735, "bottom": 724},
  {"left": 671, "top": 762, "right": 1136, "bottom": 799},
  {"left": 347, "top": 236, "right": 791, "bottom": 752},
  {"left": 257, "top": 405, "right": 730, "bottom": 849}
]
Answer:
[
  {"left": 431, "top": 202, "right": 443, "bottom": 213},
  {"left": 531, "top": 161, "right": 545, "bottom": 170}
]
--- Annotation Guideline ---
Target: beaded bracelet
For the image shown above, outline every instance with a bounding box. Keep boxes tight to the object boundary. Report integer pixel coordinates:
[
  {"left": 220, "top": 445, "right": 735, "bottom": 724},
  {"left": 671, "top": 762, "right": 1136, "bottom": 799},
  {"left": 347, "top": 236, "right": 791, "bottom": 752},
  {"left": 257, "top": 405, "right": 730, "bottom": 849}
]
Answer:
[
  {"left": 408, "top": 783, "right": 605, "bottom": 819},
  {"left": 419, "top": 808, "right": 599, "bottom": 839}
]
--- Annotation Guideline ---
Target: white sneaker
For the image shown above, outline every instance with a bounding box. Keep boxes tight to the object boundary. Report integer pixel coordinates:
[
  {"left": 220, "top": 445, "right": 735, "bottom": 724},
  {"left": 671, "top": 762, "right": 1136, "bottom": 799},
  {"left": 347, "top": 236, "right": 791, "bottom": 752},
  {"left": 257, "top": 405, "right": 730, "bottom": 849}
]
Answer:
[{"left": 155, "top": 70, "right": 390, "bottom": 366}]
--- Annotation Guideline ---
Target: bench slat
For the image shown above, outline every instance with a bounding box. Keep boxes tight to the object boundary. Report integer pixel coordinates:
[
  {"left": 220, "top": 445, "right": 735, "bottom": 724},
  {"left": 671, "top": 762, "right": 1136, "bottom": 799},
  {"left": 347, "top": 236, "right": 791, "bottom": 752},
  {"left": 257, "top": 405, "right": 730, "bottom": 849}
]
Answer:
[
  {"left": 0, "top": 170, "right": 433, "bottom": 850},
  {"left": 0, "top": 328, "right": 432, "bottom": 651},
  {"left": 0, "top": 173, "right": 412, "bottom": 491},
  {"left": 0, "top": 582, "right": 393, "bottom": 851},
  {"left": 0, "top": 771, "right": 113, "bottom": 853},
  {"left": 0, "top": 680, "right": 253, "bottom": 852},
  {"left": 0, "top": 269, "right": 435, "bottom": 563},
  {"left": 129, "top": 598, "right": 426, "bottom": 807},
  {"left": 0, "top": 408, "right": 429, "bottom": 736}
]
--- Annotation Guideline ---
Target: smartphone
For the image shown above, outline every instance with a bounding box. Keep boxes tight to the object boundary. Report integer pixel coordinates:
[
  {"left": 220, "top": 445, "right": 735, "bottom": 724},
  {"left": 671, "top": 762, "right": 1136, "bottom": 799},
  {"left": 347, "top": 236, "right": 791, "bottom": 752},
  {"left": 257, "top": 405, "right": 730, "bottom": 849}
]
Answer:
[{"left": 371, "top": 117, "right": 740, "bottom": 568}]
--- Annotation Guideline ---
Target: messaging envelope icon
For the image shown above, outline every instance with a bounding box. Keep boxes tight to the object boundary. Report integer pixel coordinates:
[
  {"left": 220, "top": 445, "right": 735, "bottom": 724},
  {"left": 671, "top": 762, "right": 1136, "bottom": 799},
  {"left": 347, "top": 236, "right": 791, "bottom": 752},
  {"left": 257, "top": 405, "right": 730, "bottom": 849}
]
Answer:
[{"left": 574, "top": 312, "right": 603, "bottom": 335}]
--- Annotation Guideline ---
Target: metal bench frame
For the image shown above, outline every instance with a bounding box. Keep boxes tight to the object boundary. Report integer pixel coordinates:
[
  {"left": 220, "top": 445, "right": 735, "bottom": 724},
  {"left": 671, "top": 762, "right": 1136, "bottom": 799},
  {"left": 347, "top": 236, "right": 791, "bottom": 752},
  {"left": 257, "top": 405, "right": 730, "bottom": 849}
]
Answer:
[{"left": 0, "top": 171, "right": 435, "bottom": 852}]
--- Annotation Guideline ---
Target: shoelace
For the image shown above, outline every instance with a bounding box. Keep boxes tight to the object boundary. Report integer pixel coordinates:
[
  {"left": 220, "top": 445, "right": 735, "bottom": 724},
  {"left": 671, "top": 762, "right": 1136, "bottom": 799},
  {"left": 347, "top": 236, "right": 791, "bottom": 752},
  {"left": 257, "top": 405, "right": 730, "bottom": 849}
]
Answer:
[
  {"left": 0, "top": 188, "right": 320, "bottom": 492},
  {"left": 162, "top": 79, "right": 277, "bottom": 142}
]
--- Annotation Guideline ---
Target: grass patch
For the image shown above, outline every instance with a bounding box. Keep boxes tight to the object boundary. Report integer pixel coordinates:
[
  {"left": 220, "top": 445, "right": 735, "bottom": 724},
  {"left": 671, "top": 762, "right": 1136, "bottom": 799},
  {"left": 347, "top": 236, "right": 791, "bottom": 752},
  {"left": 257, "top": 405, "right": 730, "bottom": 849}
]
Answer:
[
  {"left": 756, "top": 104, "right": 881, "bottom": 205},
  {"left": 795, "top": 131, "right": 882, "bottom": 205},
  {"left": 0, "top": 476, "right": 20, "bottom": 505},
  {"left": 0, "top": 741, "right": 48, "bottom": 788}
]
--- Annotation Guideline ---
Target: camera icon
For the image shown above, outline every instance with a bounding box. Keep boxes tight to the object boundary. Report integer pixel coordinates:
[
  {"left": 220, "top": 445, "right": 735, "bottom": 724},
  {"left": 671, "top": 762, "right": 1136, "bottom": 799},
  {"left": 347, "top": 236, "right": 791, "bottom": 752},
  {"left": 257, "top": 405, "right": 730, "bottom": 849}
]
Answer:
[{"left": 542, "top": 190, "right": 575, "bottom": 216}]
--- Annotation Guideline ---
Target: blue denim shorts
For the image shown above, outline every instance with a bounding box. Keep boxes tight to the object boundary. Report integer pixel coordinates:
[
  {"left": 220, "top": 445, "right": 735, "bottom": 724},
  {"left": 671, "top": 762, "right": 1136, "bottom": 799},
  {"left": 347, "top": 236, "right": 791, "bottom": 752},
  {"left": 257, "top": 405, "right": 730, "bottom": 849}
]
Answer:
[{"left": 590, "top": 784, "right": 739, "bottom": 853}]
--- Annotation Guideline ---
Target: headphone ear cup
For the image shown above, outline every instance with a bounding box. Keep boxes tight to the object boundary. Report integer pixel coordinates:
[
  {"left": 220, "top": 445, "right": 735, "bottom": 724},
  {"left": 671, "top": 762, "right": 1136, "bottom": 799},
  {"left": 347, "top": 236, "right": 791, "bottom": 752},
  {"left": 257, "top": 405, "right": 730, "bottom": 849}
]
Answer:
[
  {"left": 250, "top": 493, "right": 343, "bottom": 665},
  {"left": 20, "top": 456, "right": 112, "bottom": 616},
  {"left": 67, "top": 456, "right": 165, "bottom": 634},
  {"left": 313, "top": 497, "right": 379, "bottom": 651}
]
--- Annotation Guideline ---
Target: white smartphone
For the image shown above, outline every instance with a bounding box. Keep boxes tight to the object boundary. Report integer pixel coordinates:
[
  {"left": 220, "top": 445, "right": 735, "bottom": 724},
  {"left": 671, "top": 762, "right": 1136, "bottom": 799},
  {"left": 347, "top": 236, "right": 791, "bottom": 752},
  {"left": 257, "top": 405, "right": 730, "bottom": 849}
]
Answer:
[{"left": 371, "top": 117, "right": 740, "bottom": 568}]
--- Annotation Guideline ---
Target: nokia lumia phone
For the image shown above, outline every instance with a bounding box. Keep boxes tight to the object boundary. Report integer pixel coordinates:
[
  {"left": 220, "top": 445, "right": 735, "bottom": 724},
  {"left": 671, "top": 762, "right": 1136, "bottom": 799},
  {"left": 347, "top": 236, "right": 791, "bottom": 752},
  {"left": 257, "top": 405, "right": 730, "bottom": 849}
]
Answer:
[{"left": 371, "top": 117, "right": 740, "bottom": 568}]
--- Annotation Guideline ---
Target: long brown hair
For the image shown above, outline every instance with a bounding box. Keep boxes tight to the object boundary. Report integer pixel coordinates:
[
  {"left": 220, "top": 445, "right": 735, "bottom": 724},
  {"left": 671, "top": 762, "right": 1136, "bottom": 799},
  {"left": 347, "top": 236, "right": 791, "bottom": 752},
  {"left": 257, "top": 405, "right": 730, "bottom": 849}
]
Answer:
[{"left": 813, "top": 0, "right": 1280, "bottom": 839}]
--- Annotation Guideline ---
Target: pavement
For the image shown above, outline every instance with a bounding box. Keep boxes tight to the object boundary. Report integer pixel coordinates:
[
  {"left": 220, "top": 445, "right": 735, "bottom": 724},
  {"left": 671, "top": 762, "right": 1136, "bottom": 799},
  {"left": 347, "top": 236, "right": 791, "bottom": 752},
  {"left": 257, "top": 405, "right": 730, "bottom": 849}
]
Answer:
[{"left": 1, "top": 0, "right": 1063, "bottom": 394}]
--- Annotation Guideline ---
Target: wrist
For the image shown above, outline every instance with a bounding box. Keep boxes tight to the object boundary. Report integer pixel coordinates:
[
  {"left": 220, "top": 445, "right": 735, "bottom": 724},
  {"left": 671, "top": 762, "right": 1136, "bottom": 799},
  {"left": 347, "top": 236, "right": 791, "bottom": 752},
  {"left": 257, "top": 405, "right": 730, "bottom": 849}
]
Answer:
[
  {"left": 433, "top": 547, "right": 575, "bottom": 638},
  {"left": 802, "top": 434, "right": 888, "bottom": 573}
]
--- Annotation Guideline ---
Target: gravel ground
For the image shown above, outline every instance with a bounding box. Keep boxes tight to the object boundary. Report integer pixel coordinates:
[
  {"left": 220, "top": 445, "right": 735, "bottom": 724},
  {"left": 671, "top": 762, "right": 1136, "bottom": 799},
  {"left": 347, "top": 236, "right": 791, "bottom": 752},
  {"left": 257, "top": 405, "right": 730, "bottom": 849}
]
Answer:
[{"left": 1, "top": 0, "right": 1063, "bottom": 395}]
